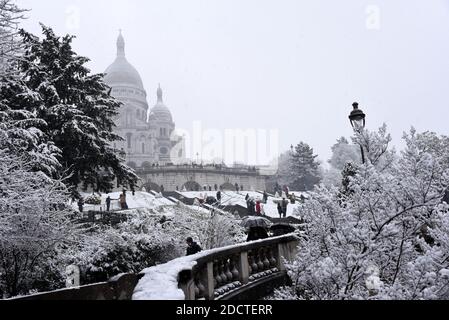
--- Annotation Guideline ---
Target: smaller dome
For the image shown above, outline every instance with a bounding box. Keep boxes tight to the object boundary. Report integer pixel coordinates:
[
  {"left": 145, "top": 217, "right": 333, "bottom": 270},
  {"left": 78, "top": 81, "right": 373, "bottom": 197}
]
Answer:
[{"left": 149, "top": 85, "right": 173, "bottom": 123}]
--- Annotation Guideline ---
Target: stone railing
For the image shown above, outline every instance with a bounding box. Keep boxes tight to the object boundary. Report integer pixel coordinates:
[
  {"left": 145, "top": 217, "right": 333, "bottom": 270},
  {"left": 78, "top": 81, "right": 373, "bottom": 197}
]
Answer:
[
  {"left": 178, "top": 234, "right": 299, "bottom": 300},
  {"left": 135, "top": 165, "right": 263, "bottom": 177}
]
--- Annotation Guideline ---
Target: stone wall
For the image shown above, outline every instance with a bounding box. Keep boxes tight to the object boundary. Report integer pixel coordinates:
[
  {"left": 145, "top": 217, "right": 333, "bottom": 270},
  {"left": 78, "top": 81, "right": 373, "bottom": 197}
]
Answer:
[{"left": 136, "top": 167, "right": 269, "bottom": 192}]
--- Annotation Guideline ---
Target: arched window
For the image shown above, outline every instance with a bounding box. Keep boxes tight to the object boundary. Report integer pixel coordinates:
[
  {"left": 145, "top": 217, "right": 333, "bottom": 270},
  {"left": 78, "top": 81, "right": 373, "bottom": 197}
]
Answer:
[
  {"left": 126, "top": 111, "right": 132, "bottom": 126},
  {"left": 142, "top": 142, "right": 145, "bottom": 154},
  {"left": 126, "top": 133, "right": 132, "bottom": 149}
]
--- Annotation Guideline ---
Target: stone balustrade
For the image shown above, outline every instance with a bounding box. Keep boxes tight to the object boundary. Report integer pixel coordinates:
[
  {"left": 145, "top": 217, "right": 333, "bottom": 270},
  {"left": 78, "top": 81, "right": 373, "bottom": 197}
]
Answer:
[{"left": 179, "top": 234, "right": 299, "bottom": 300}]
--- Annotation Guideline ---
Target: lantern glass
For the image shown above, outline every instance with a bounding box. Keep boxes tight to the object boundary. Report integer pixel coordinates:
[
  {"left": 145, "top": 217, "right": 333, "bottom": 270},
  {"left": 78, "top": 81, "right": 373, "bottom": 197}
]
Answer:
[{"left": 351, "top": 118, "right": 365, "bottom": 129}]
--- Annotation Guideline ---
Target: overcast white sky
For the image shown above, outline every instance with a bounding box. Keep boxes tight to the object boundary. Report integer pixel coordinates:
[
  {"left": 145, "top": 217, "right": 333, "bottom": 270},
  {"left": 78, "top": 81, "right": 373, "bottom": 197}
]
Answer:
[{"left": 16, "top": 0, "right": 449, "bottom": 165}]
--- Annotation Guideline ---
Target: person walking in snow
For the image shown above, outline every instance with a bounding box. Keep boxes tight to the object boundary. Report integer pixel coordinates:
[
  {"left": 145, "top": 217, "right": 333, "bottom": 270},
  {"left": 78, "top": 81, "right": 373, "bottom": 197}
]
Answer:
[
  {"left": 277, "top": 202, "right": 283, "bottom": 219},
  {"left": 106, "top": 195, "right": 112, "bottom": 212},
  {"left": 186, "top": 237, "right": 202, "bottom": 256},
  {"left": 256, "top": 200, "right": 262, "bottom": 216},
  {"left": 216, "top": 190, "right": 222, "bottom": 203},
  {"left": 78, "top": 198, "right": 84, "bottom": 213},
  {"left": 120, "top": 190, "right": 128, "bottom": 210},
  {"left": 263, "top": 191, "right": 269, "bottom": 204},
  {"left": 282, "top": 197, "right": 289, "bottom": 218},
  {"left": 290, "top": 193, "right": 296, "bottom": 204},
  {"left": 249, "top": 198, "right": 256, "bottom": 215}
]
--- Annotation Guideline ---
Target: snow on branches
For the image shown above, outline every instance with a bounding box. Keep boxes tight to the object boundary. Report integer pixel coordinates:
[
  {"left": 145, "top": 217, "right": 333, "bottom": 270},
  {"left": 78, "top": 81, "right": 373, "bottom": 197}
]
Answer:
[
  {"left": 0, "top": 149, "right": 78, "bottom": 298},
  {"left": 278, "top": 127, "right": 449, "bottom": 300}
]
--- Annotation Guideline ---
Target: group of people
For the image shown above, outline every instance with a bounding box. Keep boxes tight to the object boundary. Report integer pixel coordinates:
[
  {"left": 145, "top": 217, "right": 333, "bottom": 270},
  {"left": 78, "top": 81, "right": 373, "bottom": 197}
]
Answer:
[
  {"left": 76, "top": 190, "right": 130, "bottom": 213},
  {"left": 245, "top": 194, "right": 266, "bottom": 216},
  {"left": 105, "top": 190, "right": 129, "bottom": 211}
]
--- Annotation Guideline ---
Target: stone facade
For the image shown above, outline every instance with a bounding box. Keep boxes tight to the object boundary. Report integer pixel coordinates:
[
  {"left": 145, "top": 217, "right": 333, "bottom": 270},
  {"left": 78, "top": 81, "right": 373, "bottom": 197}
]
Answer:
[{"left": 136, "top": 166, "right": 268, "bottom": 192}]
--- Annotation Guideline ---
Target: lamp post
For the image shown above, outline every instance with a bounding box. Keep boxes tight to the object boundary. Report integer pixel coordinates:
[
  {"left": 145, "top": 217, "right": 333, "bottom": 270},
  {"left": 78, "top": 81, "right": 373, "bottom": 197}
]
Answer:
[{"left": 349, "top": 102, "right": 366, "bottom": 164}]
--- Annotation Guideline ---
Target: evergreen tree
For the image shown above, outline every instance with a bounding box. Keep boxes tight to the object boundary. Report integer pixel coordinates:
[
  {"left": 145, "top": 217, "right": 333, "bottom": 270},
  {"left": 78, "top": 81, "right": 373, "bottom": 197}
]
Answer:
[
  {"left": 1, "top": 25, "right": 138, "bottom": 196},
  {"left": 275, "top": 142, "right": 322, "bottom": 191},
  {"left": 290, "top": 142, "right": 321, "bottom": 191}
]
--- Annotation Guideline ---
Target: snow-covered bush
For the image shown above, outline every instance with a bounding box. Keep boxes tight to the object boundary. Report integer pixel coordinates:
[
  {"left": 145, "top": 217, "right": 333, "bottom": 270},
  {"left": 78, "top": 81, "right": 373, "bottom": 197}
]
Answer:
[
  {"left": 157, "top": 204, "right": 246, "bottom": 252},
  {"left": 279, "top": 127, "right": 449, "bottom": 300},
  {"left": 84, "top": 194, "right": 101, "bottom": 205},
  {"left": 66, "top": 205, "right": 245, "bottom": 285},
  {"left": 68, "top": 224, "right": 176, "bottom": 284}
]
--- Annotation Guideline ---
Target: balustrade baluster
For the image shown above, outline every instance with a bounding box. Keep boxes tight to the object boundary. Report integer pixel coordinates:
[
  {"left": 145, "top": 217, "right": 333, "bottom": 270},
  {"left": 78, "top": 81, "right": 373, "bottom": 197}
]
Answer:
[
  {"left": 231, "top": 255, "right": 240, "bottom": 281},
  {"left": 225, "top": 259, "right": 233, "bottom": 283},
  {"left": 214, "top": 262, "right": 222, "bottom": 287},
  {"left": 250, "top": 252, "right": 258, "bottom": 274},
  {"left": 256, "top": 250, "right": 264, "bottom": 271},
  {"left": 262, "top": 248, "right": 271, "bottom": 270},
  {"left": 219, "top": 260, "right": 227, "bottom": 285},
  {"left": 268, "top": 247, "right": 277, "bottom": 268}
]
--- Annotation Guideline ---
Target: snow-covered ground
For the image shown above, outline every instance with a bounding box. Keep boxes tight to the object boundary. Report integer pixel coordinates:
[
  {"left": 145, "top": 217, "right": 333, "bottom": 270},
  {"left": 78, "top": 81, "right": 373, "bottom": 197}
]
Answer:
[
  {"left": 72, "top": 191, "right": 175, "bottom": 212},
  {"left": 178, "top": 191, "right": 307, "bottom": 218}
]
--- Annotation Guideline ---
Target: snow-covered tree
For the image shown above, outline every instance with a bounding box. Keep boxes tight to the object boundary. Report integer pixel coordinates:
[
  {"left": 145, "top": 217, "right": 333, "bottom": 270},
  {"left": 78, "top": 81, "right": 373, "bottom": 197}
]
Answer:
[
  {"left": 275, "top": 127, "right": 449, "bottom": 300},
  {"left": 290, "top": 142, "right": 321, "bottom": 191},
  {"left": 0, "top": 0, "right": 27, "bottom": 76},
  {"left": 352, "top": 123, "right": 396, "bottom": 171},
  {"left": 275, "top": 142, "right": 322, "bottom": 191},
  {"left": 329, "top": 137, "right": 361, "bottom": 171},
  {"left": 1, "top": 25, "right": 139, "bottom": 196},
  {"left": 274, "top": 151, "right": 295, "bottom": 188},
  {"left": 0, "top": 78, "right": 61, "bottom": 176},
  {"left": 0, "top": 150, "right": 78, "bottom": 298}
]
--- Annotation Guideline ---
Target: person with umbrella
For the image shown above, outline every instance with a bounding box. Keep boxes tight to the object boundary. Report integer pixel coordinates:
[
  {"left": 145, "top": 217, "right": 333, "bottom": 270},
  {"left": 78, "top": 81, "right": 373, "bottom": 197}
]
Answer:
[
  {"left": 247, "top": 226, "right": 269, "bottom": 242},
  {"left": 240, "top": 216, "right": 272, "bottom": 242}
]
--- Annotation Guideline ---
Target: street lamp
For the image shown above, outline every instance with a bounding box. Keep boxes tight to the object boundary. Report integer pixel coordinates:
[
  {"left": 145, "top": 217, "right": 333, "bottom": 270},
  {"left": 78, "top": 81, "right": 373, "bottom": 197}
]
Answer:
[
  {"left": 349, "top": 102, "right": 366, "bottom": 164},
  {"left": 349, "top": 102, "right": 366, "bottom": 130}
]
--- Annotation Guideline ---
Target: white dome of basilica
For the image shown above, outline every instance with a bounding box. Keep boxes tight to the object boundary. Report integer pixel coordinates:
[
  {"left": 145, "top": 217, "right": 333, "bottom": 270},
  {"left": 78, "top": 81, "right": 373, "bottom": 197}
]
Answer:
[{"left": 104, "top": 32, "right": 144, "bottom": 90}]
